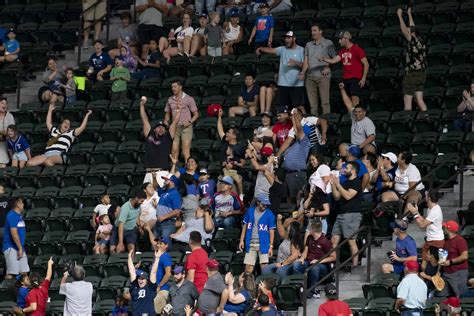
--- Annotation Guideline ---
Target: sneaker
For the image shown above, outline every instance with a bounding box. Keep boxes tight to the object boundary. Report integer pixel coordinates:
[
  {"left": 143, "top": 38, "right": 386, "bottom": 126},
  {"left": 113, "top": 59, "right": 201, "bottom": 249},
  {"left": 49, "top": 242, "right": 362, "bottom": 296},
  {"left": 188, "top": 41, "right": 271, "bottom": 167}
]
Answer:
[
  {"left": 239, "top": 194, "right": 244, "bottom": 201},
  {"left": 312, "top": 290, "right": 321, "bottom": 299}
]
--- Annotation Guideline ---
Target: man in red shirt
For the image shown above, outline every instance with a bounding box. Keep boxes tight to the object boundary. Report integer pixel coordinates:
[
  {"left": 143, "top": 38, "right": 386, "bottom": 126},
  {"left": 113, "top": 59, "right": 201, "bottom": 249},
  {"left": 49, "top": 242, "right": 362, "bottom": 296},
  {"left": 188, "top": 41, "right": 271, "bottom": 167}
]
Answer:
[
  {"left": 185, "top": 231, "right": 208, "bottom": 293},
  {"left": 439, "top": 221, "right": 469, "bottom": 297},
  {"left": 272, "top": 105, "right": 293, "bottom": 148},
  {"left": 13, "top": 257, "right": 53, "bottom": 315},
  {"left": 321, "top": 31, "right": 369, "bottom": 106},
  {"left": 318, "top": 284, "right": 353, "bottom": 316}
]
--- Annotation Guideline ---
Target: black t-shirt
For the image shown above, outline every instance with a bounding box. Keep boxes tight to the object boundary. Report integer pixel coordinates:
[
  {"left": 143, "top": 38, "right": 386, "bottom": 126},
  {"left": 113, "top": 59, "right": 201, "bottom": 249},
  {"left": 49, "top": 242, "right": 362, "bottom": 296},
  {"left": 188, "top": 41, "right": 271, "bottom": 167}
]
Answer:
[
  {"left": 131, "top": 279, "right": 157, "bottom": 316},
  {"left": 144, "top": 51, "right": 161, "bottom": 71},
  {"left": 144, "top": 131, "right": 172, "bottom": 169},
  {"left": 339, "top": 178, "right": 362, "bottom": 214},
  {"left": 310, "top": 189, "right": 329, "bottom": 211},
  {"left": 0, "top": 196, "right": 9, "bottom": 227},
  {"left": 269, "top": 181, "right": 284, "bottom": 213},
  {"left": 220, "top": 137, "right": 245, "bottom": 163}
]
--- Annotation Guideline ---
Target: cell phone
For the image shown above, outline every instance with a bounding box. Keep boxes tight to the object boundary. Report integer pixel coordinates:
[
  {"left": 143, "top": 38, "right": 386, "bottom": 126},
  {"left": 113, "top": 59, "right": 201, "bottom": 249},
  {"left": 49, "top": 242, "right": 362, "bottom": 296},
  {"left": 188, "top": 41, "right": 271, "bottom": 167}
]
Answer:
[{"left": 410, "top": 200, "right": 416, "bottom": 207}]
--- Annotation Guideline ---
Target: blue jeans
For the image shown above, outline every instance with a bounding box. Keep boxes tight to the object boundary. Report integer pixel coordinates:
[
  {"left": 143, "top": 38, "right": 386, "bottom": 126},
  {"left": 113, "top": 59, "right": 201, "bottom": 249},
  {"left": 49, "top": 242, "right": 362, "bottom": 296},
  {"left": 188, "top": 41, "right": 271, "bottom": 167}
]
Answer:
[
  {"left": 261, "top": 262, "right": 293, "bottom": 277},
  {"left": 454, "top": 117, "right": 472, "bottom": 132},
  {"left": 194, "top": 0, "right": 216, "bottom": 14},
  {"left": 131, "top": 69, "right": 160, "bottom": 80},
  {"left": 292, "top": 261, "right": 329, "bottom": 289},
  {"left": 154, "top": 219, "right": 175, "bottom": 246},
  {"left": 401, "top": 311, "right": 422, "bottom": 316},
  {"left": 214, "top": 216, "right": 237, "bottom": 229}
]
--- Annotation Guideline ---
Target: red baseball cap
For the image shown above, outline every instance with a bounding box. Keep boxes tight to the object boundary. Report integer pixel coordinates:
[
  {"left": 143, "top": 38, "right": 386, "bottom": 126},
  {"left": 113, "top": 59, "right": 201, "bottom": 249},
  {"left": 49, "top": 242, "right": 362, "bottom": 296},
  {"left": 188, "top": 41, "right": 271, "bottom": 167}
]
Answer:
[
  {"left": 443, "top": 297, "right": 461, "bottom": 308},
  {"left": 261, "top": 145, "right": 273, "bottom": 157},
  {"left": 443, "top": 220, "right": 459, "bottom": 233},
  {"left": 207, "top": 104, "right": 222, "bottom": 117},
  {"left": 207, "top": 259, "right": 219, "bottom": 270},
  {"left": 404, "top": 260, "right": 419, "bottom": 271}
]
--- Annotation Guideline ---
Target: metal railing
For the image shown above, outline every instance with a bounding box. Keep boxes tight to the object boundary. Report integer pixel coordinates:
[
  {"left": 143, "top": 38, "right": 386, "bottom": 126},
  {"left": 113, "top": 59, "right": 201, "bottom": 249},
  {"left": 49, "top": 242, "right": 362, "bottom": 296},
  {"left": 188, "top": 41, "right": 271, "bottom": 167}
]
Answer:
[
  {"left": 301, "top": 225, "right": 373, "bottom": 316},
  {"left": 77, "top": 0, "right": 111, "bottom": 65}
]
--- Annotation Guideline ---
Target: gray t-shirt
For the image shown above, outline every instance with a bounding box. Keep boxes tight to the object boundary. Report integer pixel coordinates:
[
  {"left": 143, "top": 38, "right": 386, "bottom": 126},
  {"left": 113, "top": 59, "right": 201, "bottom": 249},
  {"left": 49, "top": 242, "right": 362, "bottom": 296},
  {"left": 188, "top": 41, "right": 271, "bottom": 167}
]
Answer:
[
  {"left": 254, "top": 171, "right": 271, "bottom": 199},
  {"left": 136, "top": 0, "right": 164, "bottom": 26},
  {"left": 250, "top": 209, "right": 264, "bottom": 244},
  {"left": 350, "top": 110, "right": 376, "bottom": 146},
  {"left": 173, "top": 217, "right": 214, "bottom": 244},
  {"left": 59, "top": 281, "right": 93, "bottom": 316},
  {"left": 304, "top": 38, "right": 336, "bottom": 77},
  {"left": 198, "top": 273, "right": 226, "bottom": 313},
  {"left": 205, "top": 23, "right": 222, "bottom": 48},
  {"left": 118, "top": 23, "right": 138, "bottom": 45},
  {"left": 170, "top": 280, "right": 199, "bottom": 315},
  {"left": 65, "top": 78, "right": 76, "bottom": 97},
  {"left": 182, "top": 195, "right": 199, "bottom": 222},
  {"left": 276, "top": 238, "right": 291, "bottom": 263}
]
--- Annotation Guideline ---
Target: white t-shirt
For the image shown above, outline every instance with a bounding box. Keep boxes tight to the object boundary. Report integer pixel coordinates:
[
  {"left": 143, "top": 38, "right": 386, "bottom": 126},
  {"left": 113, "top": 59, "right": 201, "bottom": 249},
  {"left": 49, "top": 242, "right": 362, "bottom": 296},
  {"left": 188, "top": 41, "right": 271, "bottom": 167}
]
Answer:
[
  {"left": 175, "top": 26, "right": 194, "bottom": 41},
  {"left": 140, "top": 192, "right": 159, "bottom": 222},
  {"left": 425, "top": 204, "right": 444, "bottom": 241},
  {"left": 93, "top": 204, "right": 111, "bottom": 216},
  {"left": 224, "top": 23, "right": 241, "bottom": 42},
  {"left": 288, "top": 116, "right": 323, "bottom": 146},
  {"left": 59, "top": 281, "right": 93, "bottom": 316},
  {"left": 309, "top": 164, "right": 331, "bottom": 193},
  {"left": 394, "top": 164, "right": 425, "bottom": 194}
]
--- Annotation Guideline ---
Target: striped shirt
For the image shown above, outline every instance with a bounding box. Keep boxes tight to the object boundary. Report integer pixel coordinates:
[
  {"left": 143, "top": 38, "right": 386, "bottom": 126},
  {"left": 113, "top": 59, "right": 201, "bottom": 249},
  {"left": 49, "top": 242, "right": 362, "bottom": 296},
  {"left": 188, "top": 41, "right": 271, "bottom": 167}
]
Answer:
[
  {"left": 45, "top": 126, "right": 76, "bottom": 154},
  {"left": 288, "top": 117, "right": 323, "bottom": 147},
  {"left": 165, "top": 92, "right": 198, "bottom": 126}
]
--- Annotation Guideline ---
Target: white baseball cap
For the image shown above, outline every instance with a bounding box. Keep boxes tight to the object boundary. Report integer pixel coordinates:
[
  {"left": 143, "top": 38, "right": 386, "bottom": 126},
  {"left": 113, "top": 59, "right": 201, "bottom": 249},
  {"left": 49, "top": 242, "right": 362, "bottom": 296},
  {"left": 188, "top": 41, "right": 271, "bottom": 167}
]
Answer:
[{"left": 381, "top": 152, "right": 397, "bottom": 164}]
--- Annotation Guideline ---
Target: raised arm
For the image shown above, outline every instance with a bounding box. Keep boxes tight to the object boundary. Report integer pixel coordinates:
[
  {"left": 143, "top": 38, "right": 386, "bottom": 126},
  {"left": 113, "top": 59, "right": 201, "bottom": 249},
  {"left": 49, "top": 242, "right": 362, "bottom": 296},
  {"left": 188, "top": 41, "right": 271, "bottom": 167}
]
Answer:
[
  {"left": 397, "top": 8, "right": 412, "bottom": 41},
  {"left": 128, "top": 250, "right": 136, "bottom": 282},
  {"left": 150, "top": 249, "right": 163, "bottom": 284},
  {"left": 139, "top": 96, "right": 151, "bottom": 136},
  {"left": 256, "top": 47, "right": 277, "bottom": 56},
  {"left": 204, "top": 210, "right": 215, "bottom": 233},
  {"left": 46, "top": 103, "right": 55, "bottom": 132},
  {"left": 74, "top": 110, "right": 92, "bottom": 136},
  {"left": 45, "top": 256, "right": 54, "bottom": 281},
  {"left": 217, "top": 109, "right": 225, "bottom": 139},
  {"left": 338, "top": 82, "right": 354, "bottom": 112},
  {"left": 292, "top": 110, "right": 305, "bottom": 140}
]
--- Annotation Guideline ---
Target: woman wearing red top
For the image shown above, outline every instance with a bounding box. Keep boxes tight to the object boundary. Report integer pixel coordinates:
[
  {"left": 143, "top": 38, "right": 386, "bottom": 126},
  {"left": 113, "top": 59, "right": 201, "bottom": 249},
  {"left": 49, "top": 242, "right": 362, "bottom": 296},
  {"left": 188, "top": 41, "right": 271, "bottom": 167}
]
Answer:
[{"left": 13, "top": 257, "right": 53, "bottom": 316}]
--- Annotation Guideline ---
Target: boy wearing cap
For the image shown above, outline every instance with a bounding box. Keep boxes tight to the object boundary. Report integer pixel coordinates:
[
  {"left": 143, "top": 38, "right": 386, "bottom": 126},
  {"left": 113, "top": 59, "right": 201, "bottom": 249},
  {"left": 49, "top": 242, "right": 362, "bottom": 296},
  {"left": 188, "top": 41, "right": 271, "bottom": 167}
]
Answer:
[
  {"left": 229, "top": 72, "right": 259, "bottom": 117},
  {"left": 210, "top": 176, "right": 243, "bottom": 229},
  {"left": 168, "top": 266, "right": 199, "bottom": 315},
  {"left": 128, "top": 249, "right": 162, "bottom": 316},
  {"left": 198, "top": 168, "right": 216, "bottom": 199},
  {"left": 87, "top": 40, "right": 113, "bottom": 82},
  {"left": 438, "top": 221, "right": 468, "bottom": 297},
  {"left": 382, "top": 219, "right": 417, "bottom": 274},
  {"left": 395, "top": 260, "right": 427, "bottom": 314},
  {"left": 197, "top": 259, "right": 227, "bottom": 315},
  {"left": 272, "top": 106, "right": 293, "bottom": 147},
  {"left": 223, "top": 10, "right": 243, "bottom": 55},
  {"left": 321, "top": 31, "right": 369, "bottom": 107},
  {"left": 436, "top": 297, "right": 461, "bottom": 316},
  {"left": 318, "top": 284, "right": 353, "bottom": 316},
  {"left": 248, "top": 3, "right": 274, "bottom": 49},
  {"left": 0, "top": 29, "right": 19, "bottom": 63},
  {"left": 239, "top": 193, "right": 276, "bottom": 273}
]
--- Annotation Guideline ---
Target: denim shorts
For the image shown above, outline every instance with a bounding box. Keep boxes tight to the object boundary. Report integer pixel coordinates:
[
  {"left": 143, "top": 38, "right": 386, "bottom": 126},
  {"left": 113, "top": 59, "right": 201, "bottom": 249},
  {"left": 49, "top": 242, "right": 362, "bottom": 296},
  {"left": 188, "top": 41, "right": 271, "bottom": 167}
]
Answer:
[{"left": 12, "top": 151, "right": 28, "bottom": 161}]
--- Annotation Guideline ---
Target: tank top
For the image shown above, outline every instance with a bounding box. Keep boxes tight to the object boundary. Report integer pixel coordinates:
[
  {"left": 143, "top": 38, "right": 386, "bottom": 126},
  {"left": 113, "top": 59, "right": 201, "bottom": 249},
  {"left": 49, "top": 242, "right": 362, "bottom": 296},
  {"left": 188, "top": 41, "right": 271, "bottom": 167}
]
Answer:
[{"left": 224, "top": 23, "right": 241, "bottom": 42}]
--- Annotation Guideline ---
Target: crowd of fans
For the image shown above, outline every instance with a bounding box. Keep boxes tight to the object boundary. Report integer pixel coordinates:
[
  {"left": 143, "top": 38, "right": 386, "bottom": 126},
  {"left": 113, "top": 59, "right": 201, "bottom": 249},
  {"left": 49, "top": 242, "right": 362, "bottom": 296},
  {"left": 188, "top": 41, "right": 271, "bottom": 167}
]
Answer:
[{"left": 0, "top": 0, "right": 473, "bottom": 315}]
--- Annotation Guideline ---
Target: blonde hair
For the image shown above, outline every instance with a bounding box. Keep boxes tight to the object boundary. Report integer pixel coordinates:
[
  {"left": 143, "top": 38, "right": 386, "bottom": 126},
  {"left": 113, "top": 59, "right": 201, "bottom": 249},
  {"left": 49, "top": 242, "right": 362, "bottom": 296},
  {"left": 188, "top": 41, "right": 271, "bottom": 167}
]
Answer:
[{"left": 209, "top": 12, "right": 220, "bottom": 20}]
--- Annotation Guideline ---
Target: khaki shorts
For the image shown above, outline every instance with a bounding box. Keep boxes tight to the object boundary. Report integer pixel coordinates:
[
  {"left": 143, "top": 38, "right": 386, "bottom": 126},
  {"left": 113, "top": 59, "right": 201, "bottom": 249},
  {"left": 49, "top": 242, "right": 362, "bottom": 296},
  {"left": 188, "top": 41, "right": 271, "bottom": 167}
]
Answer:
[
  {"left": 244, "top": 243, "right": 269, "bottom": 266},
  {"left": 173, "top": 125, "right": 193, "bottom": 145},
  {"left": 403, "top": 70, "right": 426, "bottom": 96},
  {"left": 154, "top": 290, "right": 169, "bottom": 313},
  {"left": 82, "top": 0, "right": 106, "bottom": 22},
  {"left": 223, "top": 168, "right": 240, "bottom": 178}
]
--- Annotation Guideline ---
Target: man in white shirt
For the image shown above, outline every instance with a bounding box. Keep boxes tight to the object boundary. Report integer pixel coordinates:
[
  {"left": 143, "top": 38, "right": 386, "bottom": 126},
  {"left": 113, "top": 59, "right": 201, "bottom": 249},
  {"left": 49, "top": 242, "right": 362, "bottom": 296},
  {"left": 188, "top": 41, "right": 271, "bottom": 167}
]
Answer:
[
  {"left": 59, "top": 265, "right": 93, "bottom": 316},
  {"left": 407, "top": 190, "right": 444, "bottom": 270}
]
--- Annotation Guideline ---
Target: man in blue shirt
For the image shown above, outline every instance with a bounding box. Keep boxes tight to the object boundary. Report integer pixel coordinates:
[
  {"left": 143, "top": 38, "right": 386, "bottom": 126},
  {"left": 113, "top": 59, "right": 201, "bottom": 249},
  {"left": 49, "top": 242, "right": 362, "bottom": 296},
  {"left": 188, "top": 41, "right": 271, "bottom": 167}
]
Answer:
[
  {"left": 128, "top": 249, "right": 161, "bottom": 316},
  {"left": 239, "top": 193, "right": 276, "bottom": 273},
  {"left": 382, "top": 220, "right": 417, "bottom": 274},
  {"left": 156, "top": 173, "right": 182, "bottom": 244},
  {"left": 229, "top": 72, "right": 260, "bottom": 117},
  {"left": 257, "top": 31, "right": 305, "bottom": 111},
  {"left": 0, "top": 29, "right": 20, "bottom": 63},
  {"left": 87, "top": 40, "right": 113, "bottom": 82},
  {"left": 2, "top": 198, "right": 29, "bottom": 279}
]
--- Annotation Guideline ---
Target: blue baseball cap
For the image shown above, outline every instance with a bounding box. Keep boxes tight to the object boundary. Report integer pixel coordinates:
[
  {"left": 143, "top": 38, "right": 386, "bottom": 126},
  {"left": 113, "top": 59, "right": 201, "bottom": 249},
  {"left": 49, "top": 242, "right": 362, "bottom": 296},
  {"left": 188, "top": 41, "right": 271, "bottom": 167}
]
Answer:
[
  {"left": 257, "top": 193, "right": 271, "bottom": 206},
  {"left": 136, "top": 269, "right": 148, "bottom": 279},
  {"left": 229, "top": 8, "right": 239, "bottom": 17},
  {"left": 154, "top": 236, "right": 171, "bottom": 245},
  {"left": 220, "top": 176, "right": 234, "bottom": 186},
  {"left": 348, "top": 145, "right": 361, "bottom": 158},
  {"left": 389, "top": 219, "right": 408, "bottom": 232},
  {"left": 162, "top": 173, "right": 179, "bottom": 186},
  {"left": 173, "top": 266, "right": 184, "bottom": 274}
]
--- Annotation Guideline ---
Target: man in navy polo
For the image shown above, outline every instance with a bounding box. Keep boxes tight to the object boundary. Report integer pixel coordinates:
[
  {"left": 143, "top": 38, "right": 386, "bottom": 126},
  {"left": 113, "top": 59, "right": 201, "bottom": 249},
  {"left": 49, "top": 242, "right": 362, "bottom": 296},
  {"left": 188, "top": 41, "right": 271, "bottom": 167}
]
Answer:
[
  {"left": 239, "top": 193, "right": 276, "bottom": 273},
  {"left": 156, "top": 173, "right": 182, "bottom": 245}
]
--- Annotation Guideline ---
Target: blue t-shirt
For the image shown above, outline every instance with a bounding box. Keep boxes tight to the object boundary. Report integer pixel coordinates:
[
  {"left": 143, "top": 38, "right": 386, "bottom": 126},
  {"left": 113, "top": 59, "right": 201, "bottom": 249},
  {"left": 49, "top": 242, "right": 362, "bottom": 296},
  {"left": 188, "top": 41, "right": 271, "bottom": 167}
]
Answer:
[
  {"left": 5, "top": 39, "right": 19, "bottom": 54},
  {"left": 111, "top": 306, "right": 128, "bottom": 316},
  {"left": 255, "top": 15, "right": 274, "bottom": 43},
  {"left": 395, "top": 235, "right": 417, "bottom": 263},
  {"left": 131, "top": 280, "right": 157, "bottom": 315},
  {"left": 3, "top": 210, "right": 26, "bottom": 251},
  {"left": 376, "top": 167, "right": 397, "bottom": 191},
  {"left": 241, "top": 84, "right": 260, "bottom": 102},
  {"left": 7, "top": 135, "right": 30, "bottom": 153},
  {"left": 156, "top": 187, "right": 182, "bottom": 217},
  {"left": 155, "top": 252, "right": 172, "bottom": 291},
  {"left": 178, "top": 167, "right": 199, "bottom": 181},
  {"left": 199, "top": 179, "right": 216, "bottom": 199},
  {"left": 17, "top": 286, "right": 28, "bottom": 308},
  {"left": 144, "top": 50, "right": 161, "bottom": 72},
  {"left": 282, "top": 135, "right": 310, "bottom": 171},
  {"left": 224, "top": 289, "right": 250, "bottom": 313},
  {"left": 340, "top": 159, "right": 368, "bottom": 184},
  {"left": 275, "top": 46, "right": 305, "bottom": 87},
  {"left": 89, "top": 52, "right": 112, "bottom": 72}
]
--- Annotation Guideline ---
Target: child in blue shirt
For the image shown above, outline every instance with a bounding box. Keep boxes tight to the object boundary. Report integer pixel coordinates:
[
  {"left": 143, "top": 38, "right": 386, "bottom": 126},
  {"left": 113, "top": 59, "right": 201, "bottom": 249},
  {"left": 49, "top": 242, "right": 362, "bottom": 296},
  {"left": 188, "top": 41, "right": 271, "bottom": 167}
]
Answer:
[
  {"left": 0, "top": 29, "right": 20, "bottom": 62},
  {"left": 16, "top": 275, "right": 29, "bottom": 309},
  {"left": 248, "top": 3, "right": 274, "bottom": 49},
  {"left": 7, "top": 125, "right": 31, "bottom": 168},
  {"left": 111, "top": 295, "right": 128, "bottom": 316},
  {"left": 198, "top": 168, "right": 216, "bottom": 199}
]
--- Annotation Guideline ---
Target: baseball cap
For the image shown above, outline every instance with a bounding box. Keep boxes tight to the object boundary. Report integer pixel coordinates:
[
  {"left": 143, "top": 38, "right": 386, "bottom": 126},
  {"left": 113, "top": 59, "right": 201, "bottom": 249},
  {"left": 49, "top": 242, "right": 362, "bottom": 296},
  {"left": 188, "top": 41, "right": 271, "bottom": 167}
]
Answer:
[
  {"left": 219, "top": 176, "right": 234, "bottom": 186},
  {"left": 259, "top": 2, "right": 269, "bottom": 8},
  {"left": 200, "top": 197, "right": 210, "bottom": 206},
  {"left": 285, "top": 31, "right": 295, "bottom": 37},
  {"left": 261, "top": 145, "right": 273, "bottom": 157},
  {"left": 325, "top": 284, "right": 338, "bottom": 299},
  {"left": 381, "top": 152, "right": 397, "bottom": 164},
  {"left": 442, "top": 297, "right": 461, "bottom": 308},
  {"left": 348, "top": 145, "right": 361, "bottom": 158},
  {"left": 389, "top": 219, "right": 408, "bottom": 232},
  {"left": 136, "top": 269, "right": 148, "bottom": 279},
  {"left": 404, "top": 260, "right": 419, "bottom": 271},
  {"left": 154, "top": 236, "right": 170, "bottom": 245},
  {"left": 261, "top": 112, "right": 272, "bottom": 118},
  {"left": 199, "top": 13, "right": 208, "bottom": 19},
  {"left": 154, "top": 120, "right": 168, "bottom": 129},
  {"left": 7, "top": 28, "right": 15, "bottom": 35},
  {"left": 207, "top": 259, "right": 219, "bottom": 270},
  {"left": 162, "top": 173, "right": 179, "bottom": 186},
  {"left": 207, "top": 104, "right": 222, "bottom": 117},
  {"left": 338, "top": 31, "right": 352, "bottom": 39},
  {"left": 229, "top": 8, "right": 239, "bottom": 17},
  {"left": 443, "top": 220, "right": 459, "bottom": 233},
  {"left": 257, "top": 193, "right": 271, "bottom": 206},
  {"left": 276, "top": 105, "right": 289, "bottom": 115},
  {"left": 172, "top": 266, "right": 184, "bottom": 274},
  {"left": 199, "top": 168, "right": 208, "bottom": 175}
]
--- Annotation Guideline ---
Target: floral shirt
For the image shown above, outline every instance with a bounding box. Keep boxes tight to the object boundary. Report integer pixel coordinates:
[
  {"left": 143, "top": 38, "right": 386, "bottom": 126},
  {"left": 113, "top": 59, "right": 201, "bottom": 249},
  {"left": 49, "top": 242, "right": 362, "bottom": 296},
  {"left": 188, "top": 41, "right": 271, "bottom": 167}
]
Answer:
[{"left": 405, "top": 36, "right": 426, "bottom": 72}]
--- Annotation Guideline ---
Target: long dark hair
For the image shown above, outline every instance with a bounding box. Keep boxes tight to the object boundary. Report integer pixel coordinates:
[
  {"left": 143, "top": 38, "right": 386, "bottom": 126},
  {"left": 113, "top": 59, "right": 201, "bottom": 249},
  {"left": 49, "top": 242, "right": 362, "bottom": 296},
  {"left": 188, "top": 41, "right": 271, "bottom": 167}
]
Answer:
[
  {"left": 239, "top": 272, "right": 257, "bottom": 299},
  {"left": 287, "top": 221, "right": 304, "bottom": 252}
]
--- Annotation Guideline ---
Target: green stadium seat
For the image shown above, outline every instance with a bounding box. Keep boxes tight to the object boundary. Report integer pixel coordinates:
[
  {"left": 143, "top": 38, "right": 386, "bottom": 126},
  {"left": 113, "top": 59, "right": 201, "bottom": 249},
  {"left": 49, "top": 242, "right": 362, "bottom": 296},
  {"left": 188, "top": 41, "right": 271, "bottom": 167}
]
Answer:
[
  {"left": 38, "top": 231, "right": 66, "bottom": 255},
  {"left": 46, "top": 207, "right": 75, "bottom": 231},
  {"left": 64, "top": 230, "right": 92, "bottom": 255},
  {"left": 344, "top": 297, "right": 368, "bottom": 314},
  {"left": 436, "top": 131, "right": 465, "bottom": 154},
  {"left": 92, "top": 299, "right": 116, "bottom": 316},
  {"left": 104, "top": 253, "right": 129, "bottom": 277},
  {"left": 97, "top": 275, "right": 127, "bottom": 300}
]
